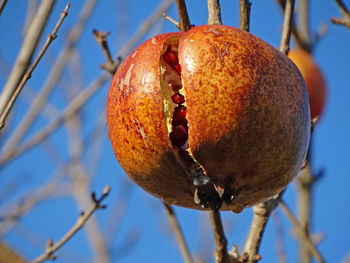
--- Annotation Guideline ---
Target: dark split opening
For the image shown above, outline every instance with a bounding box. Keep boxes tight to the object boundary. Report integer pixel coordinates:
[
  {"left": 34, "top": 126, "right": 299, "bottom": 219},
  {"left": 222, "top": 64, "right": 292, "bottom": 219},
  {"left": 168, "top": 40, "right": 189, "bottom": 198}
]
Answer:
[
  {"left": 160, "top": 41, "right": 236, "bottom": 210},
  {"left": 162, "top": 45, "right": 189, "bottom": 150}
]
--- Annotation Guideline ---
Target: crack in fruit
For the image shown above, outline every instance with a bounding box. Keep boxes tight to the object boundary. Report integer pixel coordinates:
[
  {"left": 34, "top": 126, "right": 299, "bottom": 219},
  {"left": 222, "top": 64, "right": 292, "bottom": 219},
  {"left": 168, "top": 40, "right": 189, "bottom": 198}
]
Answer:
[{"left": 160, "top": 42, "right": 229, "bottom": 210}]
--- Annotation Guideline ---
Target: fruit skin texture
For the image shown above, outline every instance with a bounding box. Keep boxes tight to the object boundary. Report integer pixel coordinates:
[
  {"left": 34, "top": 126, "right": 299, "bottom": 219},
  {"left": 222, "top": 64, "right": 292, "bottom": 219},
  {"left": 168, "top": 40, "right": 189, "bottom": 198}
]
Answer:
[
  {"left": 288, "top": 49, "right": 327, "bottom": 119},
  {"left": 107, "top": 25, "right": 310, "bottom": 212}
]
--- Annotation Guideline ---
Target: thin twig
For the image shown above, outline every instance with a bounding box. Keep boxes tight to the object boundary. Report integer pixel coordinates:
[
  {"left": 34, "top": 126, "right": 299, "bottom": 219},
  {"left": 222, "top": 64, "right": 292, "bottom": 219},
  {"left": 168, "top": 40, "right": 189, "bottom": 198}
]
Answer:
[
  {"left": 163, "top": 13, "right": 180, "bottom": 29},
  {"left": 0, "top": 0, "right": 56, "bottom": 128},
  {"left": 298, "top": 0, "right": 312, "bottom": 51},
  {"left": 297, "top": 161, "right": 313, "bottom": 263},
  {"left": 0, "top": 0, "right": 8, "bottom": 16},
  {"left": 207, "top": 0, "right": 222, "bottom": 25},
  {"left": 0, "top": 0, "right": 173, "bottom": 167},
  {"left": 210, "top": 210, "right": 230, "bottom": 263},
  {"left": 1, "top": 0, "right": 97, "bottom": 156},
  {"left": 31, "top": 186, "right": 111, "bottom": 263},
  {"left": 279, "top": 0, "right": 295, "bottom": 54},
  {"left": 279, "top": 199, "right": 326, "bottom": 263},
  {"left": 163, "top": 203, "right": 194, "bottom": 263},
  {"left": 66, "top": 105, "right": 110, "bottom": 263},
  {"left": 0, "top": 73, "right": 110, "bottom": 166},
  {"left": 176, "top": 0, "right": 191, "bottom": 31},
  {"left": 93, "top": 30, "right": 120, "bottom": 75},
  {"left": 118, "top": 0, "right": 175, "bottom": 58},
  {"left": 239, "top": 0, "right": 251, "bottom": 32},
  {"left": 331, "top": 0, "right": 350, "bottom": 29},
  {"left": 0, "top": 3, "right": 70, "bottom": 130},
  {"left": 244, "top": 193, "right": 284, "bottom": 263},
  {"left": 272, "top": 211, "right": 287, "bottom": 263}
]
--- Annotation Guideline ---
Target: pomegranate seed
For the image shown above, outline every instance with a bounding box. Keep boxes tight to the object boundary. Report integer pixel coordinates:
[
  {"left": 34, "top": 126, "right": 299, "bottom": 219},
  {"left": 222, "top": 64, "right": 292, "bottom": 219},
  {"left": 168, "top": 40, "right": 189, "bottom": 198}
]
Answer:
[
  {"left": 163, "top": 48, "right": 178, "bottom": 66},
  {"left": 171, "top": 93, "right": 185, "bottom": 104},
  {"left": 170, "top": 125, "right": 188, "bottom": 147},
  {"left": 172, "top": 105, "right": 187, "bottom": 126},
  {"left": 168, "top": 83, "right": 182, "bottom": 92},
  {"left": 173, "top": 64, "right": 181, "bottom": 73},
  {"left": 173, "top": 105, "right": 186, "bottom": 118}
]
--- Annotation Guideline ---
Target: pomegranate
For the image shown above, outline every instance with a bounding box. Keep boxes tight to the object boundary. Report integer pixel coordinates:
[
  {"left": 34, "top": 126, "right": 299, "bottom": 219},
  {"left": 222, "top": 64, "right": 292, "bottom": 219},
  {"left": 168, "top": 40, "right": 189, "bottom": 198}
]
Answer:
[
  {"left": 107, "top": 25, "right": 310, "bottom": 212},
  {"left": 288, "top": 49, "right": 327, "bottom": 120}
]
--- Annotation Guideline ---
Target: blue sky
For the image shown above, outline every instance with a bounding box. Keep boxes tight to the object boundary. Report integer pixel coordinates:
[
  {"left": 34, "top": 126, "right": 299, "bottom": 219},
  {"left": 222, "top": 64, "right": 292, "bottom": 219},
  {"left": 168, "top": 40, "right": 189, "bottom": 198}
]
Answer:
[{"left": 0, "top": 1, "right": 349, "bottom": 262}]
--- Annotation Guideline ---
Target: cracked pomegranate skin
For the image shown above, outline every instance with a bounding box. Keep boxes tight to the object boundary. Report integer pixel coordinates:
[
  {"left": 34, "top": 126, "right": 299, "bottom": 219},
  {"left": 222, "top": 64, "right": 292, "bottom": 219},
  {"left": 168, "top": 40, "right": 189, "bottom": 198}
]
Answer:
[{"left": 107, "top": 25, "right": 310, "bottom": 212}]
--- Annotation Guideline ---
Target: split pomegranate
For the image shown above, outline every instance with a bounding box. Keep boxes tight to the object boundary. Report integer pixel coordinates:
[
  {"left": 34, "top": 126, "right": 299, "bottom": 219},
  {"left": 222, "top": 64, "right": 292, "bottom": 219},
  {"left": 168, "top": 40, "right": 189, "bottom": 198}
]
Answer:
[{"left": 107, "top": 25, "right": 310, "bottom": 212}]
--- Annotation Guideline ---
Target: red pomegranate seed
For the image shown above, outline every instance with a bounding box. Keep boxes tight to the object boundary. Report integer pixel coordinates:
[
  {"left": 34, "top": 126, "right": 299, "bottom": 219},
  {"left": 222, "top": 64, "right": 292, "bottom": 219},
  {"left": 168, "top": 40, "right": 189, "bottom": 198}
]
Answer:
[
  {"left": 171, "top": 93, "right": 185, "bottom": 104},
  {"left": 170, "top": 125, "right": 188, "bottom": 147},
  {"left": 163, "top": 48, "right": 178, "bottom": 66},
  {"left": 168, "top": 83, "right": 182, "bottom": 92},
  {"left": 172, "top": 105, "right": 187, "bottom": 126},
  {"left": 173, "top": 64, "right": 181, "bottom": 73}
]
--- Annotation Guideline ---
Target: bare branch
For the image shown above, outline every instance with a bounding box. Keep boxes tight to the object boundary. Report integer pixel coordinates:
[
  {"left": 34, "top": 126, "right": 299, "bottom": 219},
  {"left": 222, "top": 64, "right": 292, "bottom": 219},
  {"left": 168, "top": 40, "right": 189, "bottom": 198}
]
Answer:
[
  {"left": 210, "top": 210, "right": 230, "bottom": 263},
  {"left": 207, "top": 0, "right": 222, "bottom": 25},
  {"left": 298, "top": 0, "right": 311, "bottom": 50},
  {"left": 31, "top": 186, "right": 111, "bottom": 263},
  {"left": 244, "top": 193, "right": 283, "bottom": 263},
  {"left": 163, "top": 12, "right": 180, "bottom": 29},
  {"left": 331, "top": 0, "right": 350, "bottom": 29},
  {"left": 0, "top": 0, "right": 56, "bottom": 128},
  {"left": 0, "top": 3, "right": 70, "bottom": 130},
  {"left": 176, "top": 0, "right": 191, "bottom": 31},
  {"left": 1, "top": 0, "right": 97, "bottom": 155},
  {"left": 118, "top": 0, "right": 175, "bottom": 58},
  {"left": 239, "top": 0, "right": 251, "bottom": 32},
  {"left": 0, "top": 73, "right": 110, "bottom": 166},
  {"left": 66, "top": 108, "right": 110, "bottom": 263},
  {"left": 0, "top": 0, "right": 173, "bottom": 166},
  {"left": 279, "top": 199, "right": 326, "bottom": 263},
  {"left": 93, "top": 30, "right": 120, "bottom": 75},
  {"left": 0, "top": 242, "right": 26, "bottom": 263},
  {"left": 163, "top": 203, "right": 194, "bottom": 263},
  {"left": 297, "top": 162, "right": 313, "bottom": 263},
  {"left": 0, "top": 0, "right": 8, "bottom": 16},
  {"left": 279, "top": 0, "right": 295, "bottom": 54}
]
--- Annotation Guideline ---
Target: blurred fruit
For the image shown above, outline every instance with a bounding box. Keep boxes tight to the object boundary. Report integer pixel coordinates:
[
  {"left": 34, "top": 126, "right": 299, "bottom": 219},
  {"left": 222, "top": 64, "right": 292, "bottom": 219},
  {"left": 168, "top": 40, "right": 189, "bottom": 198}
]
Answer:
[
  {"left": 289, "top": 49, "right": 327, "bottom": 119},
  {"left": 107, "top": 25, "right": 310, "bottom": 212}
]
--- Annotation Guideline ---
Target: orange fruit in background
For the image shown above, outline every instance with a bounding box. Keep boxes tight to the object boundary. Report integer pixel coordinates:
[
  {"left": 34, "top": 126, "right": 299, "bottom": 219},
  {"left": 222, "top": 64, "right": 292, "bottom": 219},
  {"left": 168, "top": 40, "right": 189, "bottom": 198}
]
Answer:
[
  {"left": 107, "top": 25, "right": 310, "bottom": 212},
  {"left": 288, "top": 49, "right": 327, "bottom": 120}
]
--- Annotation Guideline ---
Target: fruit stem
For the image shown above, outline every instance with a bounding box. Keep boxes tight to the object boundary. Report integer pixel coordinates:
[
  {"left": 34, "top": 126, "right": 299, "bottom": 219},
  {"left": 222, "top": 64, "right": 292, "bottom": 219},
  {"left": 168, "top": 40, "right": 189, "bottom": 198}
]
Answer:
[
  {"left": 175, "top": 0, "right": 191, "bottom": 32},
  {"left": 207, "top": 0, "right": 223, "bottom": 25}
]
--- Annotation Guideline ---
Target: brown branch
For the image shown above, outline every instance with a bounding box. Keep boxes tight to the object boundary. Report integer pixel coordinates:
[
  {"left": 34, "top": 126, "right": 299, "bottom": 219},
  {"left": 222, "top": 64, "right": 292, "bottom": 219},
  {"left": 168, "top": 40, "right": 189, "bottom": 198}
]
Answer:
[
  {"left": 118, "top": 0, "right": 174, "bottom": 58},
  {"left": 239, "top": 0, "right": 251, "bottom": 32},
  {"left": 0, "top": 0, "right": 97, "bottom": 157},
  {"left": 66, "top": 108, "right": 110, "bottom": 263},
  {"left": 176, "top": 0, "right": 191, "bottom": 31},
  {"left": 0, "top": 0, "right": 56, "bottom": 129},
  {"left": 207, "top": 0, "right": 222, "bottom": 25},
  {"left": 244, "top": 193, "right": 284, "bottom": 263},
  {"left": 0, "top": 3, "right": 70, "bottom": 130},
  {"left": 0, "top": 242, "right": 26, "bottom": 263},
  {"left": 163, "top": 12, "right": 180, "bottom": 29},
  {"left": 279, "top": 199, "right": 326, "bottom": 263},
  {"left": 298, "top": 0, "right": 312, "bottom": 50},
  {"left": 331, "top": 0, "right": 350, "bottom": 29},
  {"left": 210, "top": 210, "right": 230, "bottom": 263},
  {"left": 279, "top": 0, "right": 295, "bottom": 54},
  {"left": 31, "top": 186, "right": 111, "bottom": 263},
  {"left": 0, "top": 0, "right": 172, "bottom": 166},
  {"left": 163, "top": 203, "right": 194, "bottom": 263},
  {"left": 0, "top": 0, "right": 8, "bottom": 16},
  {"left": 0, "top": 73, "right": 110, "bottom": 166},
  {"left": 93, "top": 30, "right": 120, "bottom": 75},
  {"left": 297, "top": 162, "right": 313, "bottom": 263}
]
